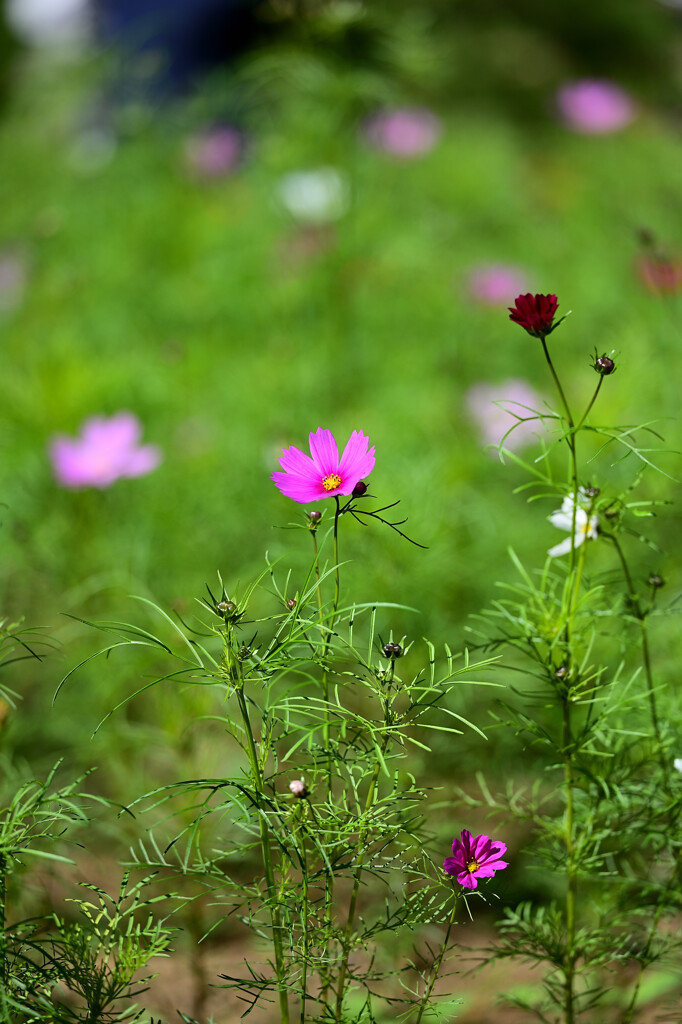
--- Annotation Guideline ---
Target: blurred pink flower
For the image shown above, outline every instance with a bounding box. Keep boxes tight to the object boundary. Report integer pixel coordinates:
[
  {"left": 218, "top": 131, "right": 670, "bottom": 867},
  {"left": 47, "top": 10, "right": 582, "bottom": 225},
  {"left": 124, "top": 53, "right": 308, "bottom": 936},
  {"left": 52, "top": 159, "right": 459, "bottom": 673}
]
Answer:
[
  {"left": 444, "top": 829, "right": 508, "bottom": 890},
  {"left": 467, "top": 264, "right": 529, "bottom": 305},
  {"left": 556, "top": 80, "right": 635, "bottom": 134},
  {"left": 272, "top": 427, "right": 375, "bottom": 503},
  {"left": 49, "top": 412, "right": 161, "bottom": 489},
  {"left": 466, "top": 379, "right": 547, "bottom": 451},
  {"left": 0, "top": 248, "right": 28, "bottom": 312},
  {"left": 184, "top": 125, "right": 242, "bottom": 179},
  {"left": 363, "top": 107, "right": 441, "bottom": 158}
]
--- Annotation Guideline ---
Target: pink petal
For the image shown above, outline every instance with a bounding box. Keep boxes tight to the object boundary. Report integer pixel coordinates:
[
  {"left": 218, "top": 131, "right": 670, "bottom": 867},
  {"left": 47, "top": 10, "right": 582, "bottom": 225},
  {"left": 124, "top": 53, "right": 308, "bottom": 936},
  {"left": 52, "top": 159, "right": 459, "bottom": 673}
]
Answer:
[
  {"left": 474, "top": 860, "right": 509, "bottom": 878},
  {"left": 308, "top": 428, "right": 340, "bottom": 476},
  {"left": 457, "top": 872, "right": 478, "bottom": 889},
  {"left": 272, "top": 472, "right": 326, "bottom": 504},
  {"left": 338, "top": 430, "right": 375, "bottom": 492},
  {"left": 121, "top": 445, "right": 162, "bottom": 478},
  {"left": 278, "top": 444, "right": 320, "bottom": 480},
  {"left": 82, "top": 411, "right": 140, "bottom": 450}
]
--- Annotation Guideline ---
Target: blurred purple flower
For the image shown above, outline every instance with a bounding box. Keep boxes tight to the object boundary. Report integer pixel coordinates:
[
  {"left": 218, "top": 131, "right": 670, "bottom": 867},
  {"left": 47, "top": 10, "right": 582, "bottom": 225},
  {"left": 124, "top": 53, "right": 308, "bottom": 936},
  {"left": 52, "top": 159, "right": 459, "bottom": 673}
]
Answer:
[
  {"left": 556, "top": 80, "right": 635, "bottom": 134},
  {"left": 184, "top": 125, "right": 242, "bottom": 179},
  {"left": 49, "top": 412, "right": 161, "bottom": 489},
  {"left": 467, "top": 264, "right": 529, "bottom": 305},
  {"left": 363, "top": 107, "right": 441, "bottom": 158},
  {"left": 466, "top": 379, "right": 547, "bottom": 451}
]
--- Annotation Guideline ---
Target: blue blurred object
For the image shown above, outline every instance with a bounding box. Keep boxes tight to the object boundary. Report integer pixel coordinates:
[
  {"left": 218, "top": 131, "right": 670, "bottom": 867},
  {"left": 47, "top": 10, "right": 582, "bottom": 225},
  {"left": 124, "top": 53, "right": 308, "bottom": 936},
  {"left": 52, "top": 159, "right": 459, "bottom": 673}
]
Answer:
[{"left": 93, "top": 0, "right": 264, "bottom": 96}]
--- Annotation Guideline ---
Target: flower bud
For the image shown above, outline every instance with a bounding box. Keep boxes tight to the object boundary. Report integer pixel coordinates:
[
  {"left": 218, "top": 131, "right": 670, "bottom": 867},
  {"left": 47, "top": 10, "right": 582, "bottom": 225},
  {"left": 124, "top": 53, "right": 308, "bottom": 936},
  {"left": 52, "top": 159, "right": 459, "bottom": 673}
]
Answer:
[
  {"left": 217, "top": 600, "right": 236, "bottom": 617},
  {"left": 286, "top": 598, "right": 297, "bottom": 610},
  {"left": 289, "top": 778, "right": 308, "bottom": 798},
  {"left": 555, "top": 666, "right": 568, "bottom": 680},
  {"left": 383, "top": 642, "right": 403, "bottom": 658},
  {"left": 585, "top": 486, "right": 600, "bottom": 499},
  {"left": 595, "top": 355, "right": 615, "bottom": 376},
  {"left": 648, "top": 574, "right": 665, "bottom": 589},
  {"left": 238, "top": 645, "right": 252, "bottom": 660},
  {"left": 352, "top": 480, "right": 368, "bottom": 497},
  {"left": 308, "top": 510, "right": 322, "bottom": 528}
]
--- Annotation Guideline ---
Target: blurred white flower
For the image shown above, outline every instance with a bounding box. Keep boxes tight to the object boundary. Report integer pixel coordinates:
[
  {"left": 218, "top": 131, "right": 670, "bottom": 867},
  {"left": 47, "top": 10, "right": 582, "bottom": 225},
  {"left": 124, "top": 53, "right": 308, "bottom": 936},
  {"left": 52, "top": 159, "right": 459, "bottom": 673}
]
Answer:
[
  {"left": 277, "top": 168, "right": 349, "bottom": 225},
  {"left": 548, "top": 489, "right": 599, "bottom": 558},
  {"left": 7, "top": 0, "right": 90, "bottom": 49},
  {"left": 674, "top": 759, "right": 682, "bottom": 774}
]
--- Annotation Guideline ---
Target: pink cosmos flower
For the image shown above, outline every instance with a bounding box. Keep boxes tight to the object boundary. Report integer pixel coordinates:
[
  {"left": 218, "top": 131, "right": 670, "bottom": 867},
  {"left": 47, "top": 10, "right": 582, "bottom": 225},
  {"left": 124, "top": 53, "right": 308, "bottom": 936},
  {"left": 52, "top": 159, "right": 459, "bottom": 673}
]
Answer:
[
  {"left": 556, "top": 80, "right": 635, "bottom": 135},
  {"left": 184, "top": 125, "right": 242, "bottom": 179},
  {"left": 272, "top": 427, "right": 375, "bottom": 504},
  {"left": 49, "top": 412, "right": 161, "bottom": 489},
  {"left": 363, "top": 107, "right": 441, "bottom": 158},
  {"left": 444, "top": 829, "right": 508, "bottom": 890},
  {"left": 466, "top": 379, "right": 547, "bottom": 451},
  {"left": 467, "top": 264, "right": 530, "bottom": 306}
]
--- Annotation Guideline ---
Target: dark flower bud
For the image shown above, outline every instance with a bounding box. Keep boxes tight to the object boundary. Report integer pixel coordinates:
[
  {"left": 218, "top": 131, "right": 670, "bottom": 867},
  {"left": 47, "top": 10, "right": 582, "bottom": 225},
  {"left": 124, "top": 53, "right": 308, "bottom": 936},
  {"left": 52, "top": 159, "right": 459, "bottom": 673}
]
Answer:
[
  {"left": 555, "top": 666, "right": 568, "bottom": 680},
  {"left": 217, "top": 600, "right": 236, "bottom": 617},
  {"left": 289, "top": 778, "right": 308, "bottom": 798},
  {"left": 508, "top": 293, "right": 560, "bottom": 339},
  {"left": 595, "top": 355, "right": 615, "bottom": 376},
  {"left": 585, "top": 486, "right": 600, "bottom": 499},
  {"left": 648, "top": 574, "right": 665, "bottom": 589},
  {"left": 238, "top": 645, "right": 252, "bottom": 660},
  {"left": 286, "top": 598, "right": 297, "bottom": 609},
  {"left": 308, "top": 510, "right": 322, "bottom": 526},
  {"left": 352, "top": 480, "right": 368, "bottom": 498},
  {"left": 383, "top": 642, "right": 403, "bottom": 658}
]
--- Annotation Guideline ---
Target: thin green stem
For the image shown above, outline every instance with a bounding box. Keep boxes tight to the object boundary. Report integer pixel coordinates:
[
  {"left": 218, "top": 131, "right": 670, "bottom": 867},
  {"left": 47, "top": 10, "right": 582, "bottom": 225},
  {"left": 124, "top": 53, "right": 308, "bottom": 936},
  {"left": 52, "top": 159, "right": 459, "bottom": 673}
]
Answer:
[
  {"left": 575, "top": 377, "right": 603, "bottom": 431},
  {"left": 0, "top": 853, "right": 6, "bottom": 989},
  {"left": 299, "top": 826, "right": 309, "bottom": 1024},
  {"left": 235, "top": 683, "right": 290, "bottom": 1024},
  {"left": 540, "top": 339, "right": 579, "bottom": 574},
  {"left": 414, "top": 886, "right": 460, "bottom": 1024},
  {"left": 562, "top": 696, "right": 576, "bottom": 1024}
]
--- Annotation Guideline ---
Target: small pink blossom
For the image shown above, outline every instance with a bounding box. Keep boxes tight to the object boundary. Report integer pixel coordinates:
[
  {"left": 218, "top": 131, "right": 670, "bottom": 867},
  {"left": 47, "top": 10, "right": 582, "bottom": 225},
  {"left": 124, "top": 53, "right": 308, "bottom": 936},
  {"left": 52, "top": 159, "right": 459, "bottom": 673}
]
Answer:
[
  {"left": 467, "top": 264, "right": 530, "bottom": 305},
  {"left": 556, "top": 80, "right": 635, "bottom": 134},
  {"left": 466, "top": 379, "right": 547, "bottom": 451},
  {"left": 184, "top": 125, "right": 242, "bottom": 179},
  {"left": 444, "top": 829, "right": 508, "bottom": 890},
  {"left": 363, "top": 107, "right": 441, "bottom": 158},
  {"left": 272, "top": 427, "right": 375, "bottom": 504},
  {"left": 49, "top": 412, "right": 161, "bottom": 489}
]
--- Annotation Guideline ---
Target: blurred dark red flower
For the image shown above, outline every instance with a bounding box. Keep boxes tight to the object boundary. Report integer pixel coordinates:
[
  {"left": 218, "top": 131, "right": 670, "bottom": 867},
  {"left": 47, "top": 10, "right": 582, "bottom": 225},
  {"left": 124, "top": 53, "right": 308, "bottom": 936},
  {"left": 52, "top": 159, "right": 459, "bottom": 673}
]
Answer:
[
  {"left": 508, "top": 293, "right": 559, "bottom": 338},
  {"left": 636, "top": 255, "right": 682, "bottom": 295}
]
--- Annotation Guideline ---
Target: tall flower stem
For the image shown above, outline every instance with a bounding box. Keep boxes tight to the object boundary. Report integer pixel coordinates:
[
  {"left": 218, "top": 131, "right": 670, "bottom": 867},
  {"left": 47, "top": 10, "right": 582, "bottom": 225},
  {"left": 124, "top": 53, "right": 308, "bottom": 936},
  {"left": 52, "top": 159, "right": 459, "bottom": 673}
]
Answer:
[
  {"left": 298, "top": 824, "right": 310, "bottom": 1024},
  {"left": 0, "top": 853, "right": 6, "bottom": 989},
  {"left": 414, "top": 885, "right": 460, "bottom": 1023},
  {"left": 540, "top": 339, "right": 579, "bottom": 574},
  {"left": 234, "top": 677, "right": 290, "bottom": 1024},
  {"left": 313, "top": 499, "right": 342, "bottom": 1016},
  {"left": 334, "top": 669, "right": 393, "bottom": 1024}
]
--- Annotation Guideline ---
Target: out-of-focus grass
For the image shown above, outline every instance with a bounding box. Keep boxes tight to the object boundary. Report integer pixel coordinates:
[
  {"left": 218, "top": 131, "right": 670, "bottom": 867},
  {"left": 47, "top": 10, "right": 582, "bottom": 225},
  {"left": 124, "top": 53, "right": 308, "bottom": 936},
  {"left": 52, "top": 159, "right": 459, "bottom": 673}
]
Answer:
[{"left": 0, "top": 56, "right": 680, "bottom": 788}]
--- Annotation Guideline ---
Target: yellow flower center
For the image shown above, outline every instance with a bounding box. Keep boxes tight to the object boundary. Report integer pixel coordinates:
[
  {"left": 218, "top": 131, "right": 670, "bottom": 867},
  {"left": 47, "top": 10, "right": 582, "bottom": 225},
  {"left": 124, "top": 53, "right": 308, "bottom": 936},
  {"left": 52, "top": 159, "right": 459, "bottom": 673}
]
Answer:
[
  {"left": 466, "top": 858, "right": 479, "bottom": 873},
  {"left": 322, "top": 474, "right": 342, "bottom": 491}
]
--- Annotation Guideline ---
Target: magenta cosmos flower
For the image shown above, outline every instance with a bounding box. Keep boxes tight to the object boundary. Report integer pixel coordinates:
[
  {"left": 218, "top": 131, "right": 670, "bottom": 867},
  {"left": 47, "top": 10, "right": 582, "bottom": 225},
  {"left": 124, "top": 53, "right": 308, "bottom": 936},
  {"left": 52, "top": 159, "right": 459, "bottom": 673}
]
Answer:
[
  {"left": 49, "top": 412, "right": 161, "bottom": 489},
  {"left": 184, "top": 125, "right": 242, "bottom": 180},
  {"left": 272, "top": 427, "right": 375, "bottom": 504},
  {"left": 556, "top": 80, "right": 635, "bottom": 134},
  {"left": 444, "top": 829, "right": 508, "bottom": 890},
  {"left": 509, "top": 293, "right": 559, "bottom": 338}
]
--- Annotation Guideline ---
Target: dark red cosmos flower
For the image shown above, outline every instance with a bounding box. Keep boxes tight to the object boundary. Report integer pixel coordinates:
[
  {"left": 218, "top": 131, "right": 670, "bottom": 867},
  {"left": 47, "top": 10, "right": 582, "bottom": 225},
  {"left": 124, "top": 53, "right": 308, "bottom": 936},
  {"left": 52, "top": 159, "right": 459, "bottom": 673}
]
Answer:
[{"left": 508, "top": 293, "right": 559, "bottom": 338}]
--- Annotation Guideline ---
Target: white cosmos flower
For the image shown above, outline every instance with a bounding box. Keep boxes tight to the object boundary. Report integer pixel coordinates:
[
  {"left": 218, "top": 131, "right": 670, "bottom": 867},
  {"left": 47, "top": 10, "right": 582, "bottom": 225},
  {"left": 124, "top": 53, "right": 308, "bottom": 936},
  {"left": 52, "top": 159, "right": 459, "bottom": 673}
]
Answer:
[{"left": 548, "top": 488, "right": 599, "bottom": 558}]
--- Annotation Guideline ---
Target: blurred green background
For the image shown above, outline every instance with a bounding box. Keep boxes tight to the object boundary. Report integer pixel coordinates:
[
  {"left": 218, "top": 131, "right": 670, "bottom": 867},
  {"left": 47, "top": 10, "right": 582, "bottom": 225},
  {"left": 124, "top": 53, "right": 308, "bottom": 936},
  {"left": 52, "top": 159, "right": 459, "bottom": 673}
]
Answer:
[{"left": 1, "top": 0, "right": 681, "bottom": 806}]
